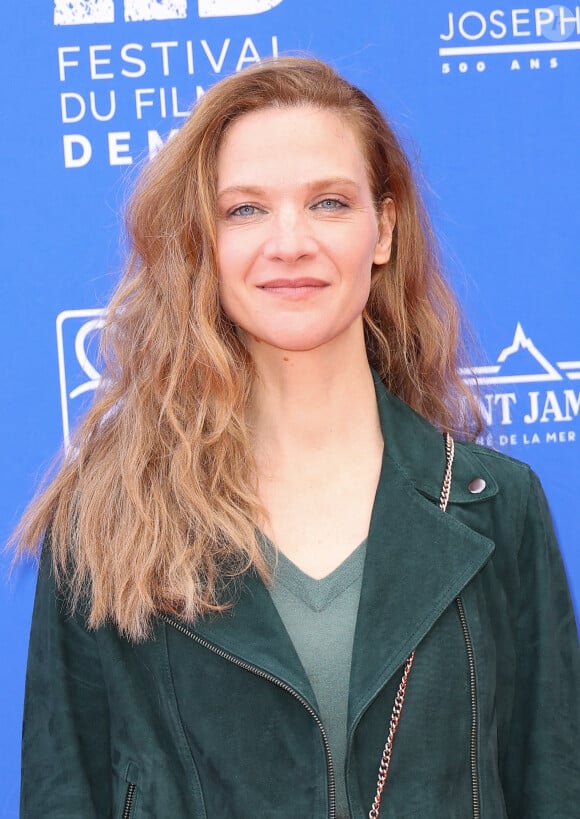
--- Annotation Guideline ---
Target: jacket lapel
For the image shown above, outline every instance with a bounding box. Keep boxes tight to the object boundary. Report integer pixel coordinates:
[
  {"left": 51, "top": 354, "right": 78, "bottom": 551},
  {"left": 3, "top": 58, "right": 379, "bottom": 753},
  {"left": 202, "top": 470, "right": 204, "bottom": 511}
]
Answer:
[
  {"left": 190, "top": 568, "right": 319, "bottom": 708},
  {"left": 347, "top": 378, "right": 495, "bottom": 729}
]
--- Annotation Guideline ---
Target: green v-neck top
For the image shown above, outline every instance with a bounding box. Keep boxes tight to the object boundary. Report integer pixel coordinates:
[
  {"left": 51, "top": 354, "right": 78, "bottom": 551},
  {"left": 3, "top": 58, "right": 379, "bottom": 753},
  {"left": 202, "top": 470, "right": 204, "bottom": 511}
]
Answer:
[{"left": 266, "top": 539, "right": 367, "bottom": 819}]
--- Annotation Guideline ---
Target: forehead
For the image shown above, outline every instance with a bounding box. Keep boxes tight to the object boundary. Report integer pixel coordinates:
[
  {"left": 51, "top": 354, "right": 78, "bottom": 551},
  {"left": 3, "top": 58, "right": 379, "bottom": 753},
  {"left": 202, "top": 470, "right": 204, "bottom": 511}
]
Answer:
[{"left": 216, "top": 106, "right": 369, "bottom": 188}]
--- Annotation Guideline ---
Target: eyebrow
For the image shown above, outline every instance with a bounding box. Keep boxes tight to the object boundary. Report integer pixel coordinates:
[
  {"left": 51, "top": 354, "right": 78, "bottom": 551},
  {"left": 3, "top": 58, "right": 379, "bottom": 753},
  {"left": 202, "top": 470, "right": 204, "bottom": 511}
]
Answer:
[{"left": 216, "top": 177, "right": 361, "bottom": 200}]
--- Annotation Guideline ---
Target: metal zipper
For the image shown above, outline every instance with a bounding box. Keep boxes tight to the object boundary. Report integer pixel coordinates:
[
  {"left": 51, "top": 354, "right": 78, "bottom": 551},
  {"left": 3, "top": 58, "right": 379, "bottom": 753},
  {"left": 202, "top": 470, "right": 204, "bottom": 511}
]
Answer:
[
  {"left": 161, "top": 613, "right": 336, "bottom": 819},
  {"left": 455, "top": 595, "right": 481, "bottom": 819},
  {"left": 121, "top": 782, "right": 136, "bottom": 819}
]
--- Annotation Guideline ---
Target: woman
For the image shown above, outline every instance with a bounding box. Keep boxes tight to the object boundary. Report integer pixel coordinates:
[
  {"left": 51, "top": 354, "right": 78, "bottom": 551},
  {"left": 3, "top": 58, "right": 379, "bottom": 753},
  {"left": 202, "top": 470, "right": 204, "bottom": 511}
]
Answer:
[{"left": 17, "top": 57, "right": 579, "bottom": 818}]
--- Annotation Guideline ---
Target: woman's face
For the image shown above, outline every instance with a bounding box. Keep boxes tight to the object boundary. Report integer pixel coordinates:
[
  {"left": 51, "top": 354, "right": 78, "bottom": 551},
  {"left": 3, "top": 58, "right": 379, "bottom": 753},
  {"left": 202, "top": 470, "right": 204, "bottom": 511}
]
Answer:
[{"left": 215, "top": 105, "right": 395, "bottom": 357}]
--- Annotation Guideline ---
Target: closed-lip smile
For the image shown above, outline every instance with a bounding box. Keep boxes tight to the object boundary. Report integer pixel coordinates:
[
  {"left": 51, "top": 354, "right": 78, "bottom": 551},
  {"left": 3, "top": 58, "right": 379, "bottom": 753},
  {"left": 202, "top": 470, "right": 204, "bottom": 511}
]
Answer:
[
  {"left": 258, "top": 277, "right": 328, "bottom": 289},
  {"left": 256, "top": 277, "right": 329, "bottom": 300}
]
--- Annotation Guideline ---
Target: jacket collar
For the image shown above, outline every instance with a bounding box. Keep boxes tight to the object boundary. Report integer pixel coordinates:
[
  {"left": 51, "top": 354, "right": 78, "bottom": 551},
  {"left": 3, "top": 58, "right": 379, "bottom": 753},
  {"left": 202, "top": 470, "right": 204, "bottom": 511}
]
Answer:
[
  {"left": 187, "top": 375, "right": 495, "bottom": 720},
  {"left": 373, "top": 371, "right": 498, "bottom": 505}
]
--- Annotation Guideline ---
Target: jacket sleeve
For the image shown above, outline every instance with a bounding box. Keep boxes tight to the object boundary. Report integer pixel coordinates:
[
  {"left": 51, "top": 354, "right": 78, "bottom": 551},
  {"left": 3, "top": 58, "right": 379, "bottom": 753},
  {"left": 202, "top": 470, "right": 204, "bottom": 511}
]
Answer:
[
  {"left": 500, "top": 471, "right": 580, "bottom": 819},
  {"left": 20, "top": 550, "right": 112, "bottom": 818}
]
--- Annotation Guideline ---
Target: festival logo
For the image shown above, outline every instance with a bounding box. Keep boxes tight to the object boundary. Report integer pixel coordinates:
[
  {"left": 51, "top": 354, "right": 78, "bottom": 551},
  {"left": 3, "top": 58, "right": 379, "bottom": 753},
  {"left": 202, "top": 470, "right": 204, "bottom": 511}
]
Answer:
[
  {"left": 54, "top": 0, "right": 284, "bottom": 25},
  {"left": 461, "top": 323, "right": 580, "bottom": 448},
  {"left": 54, "top": 0, "right": 284, "bottom": 168},
  {"left": 56, "top": 309, "right": 106, "bottom": 447},
  {"left": 439, "top": 4, "right": 580, "bottom": 75}
]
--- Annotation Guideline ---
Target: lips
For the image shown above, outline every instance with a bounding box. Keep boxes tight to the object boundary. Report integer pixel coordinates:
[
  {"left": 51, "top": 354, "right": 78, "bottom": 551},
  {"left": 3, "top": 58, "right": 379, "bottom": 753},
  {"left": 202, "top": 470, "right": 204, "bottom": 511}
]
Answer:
[
  {"left": 258, "top": 277, "right": 327, "bottom": 289},
  {"left": 256, "top": 277, "right": 329, "bottom": 300}
]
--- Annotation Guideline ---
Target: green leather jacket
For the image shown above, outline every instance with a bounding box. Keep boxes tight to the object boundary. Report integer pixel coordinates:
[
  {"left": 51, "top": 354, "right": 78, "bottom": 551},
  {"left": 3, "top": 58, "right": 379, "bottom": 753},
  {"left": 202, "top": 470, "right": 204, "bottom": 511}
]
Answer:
[{"left": 21, "top": 380, "right": 580, "bottom": 818}]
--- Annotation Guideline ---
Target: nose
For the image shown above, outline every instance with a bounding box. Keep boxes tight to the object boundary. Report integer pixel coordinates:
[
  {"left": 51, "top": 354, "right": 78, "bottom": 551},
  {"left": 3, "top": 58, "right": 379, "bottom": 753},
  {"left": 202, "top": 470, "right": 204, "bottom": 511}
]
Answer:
[{"left": 262, "top": 206, "right": 318, "bottom": 262}]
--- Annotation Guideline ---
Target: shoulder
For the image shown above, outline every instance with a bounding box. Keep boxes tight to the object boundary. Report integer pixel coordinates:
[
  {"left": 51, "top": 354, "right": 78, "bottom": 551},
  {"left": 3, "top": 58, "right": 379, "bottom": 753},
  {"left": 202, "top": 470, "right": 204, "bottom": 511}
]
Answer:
[
  {"left": 457, "top": 439, "right": 533, "bottom": 493},
  {"left": 454, "top": 440, "right": 561, "bottom": 570},
  {"left": 454, "top": 437, "right": 539, "bottom": 515}
]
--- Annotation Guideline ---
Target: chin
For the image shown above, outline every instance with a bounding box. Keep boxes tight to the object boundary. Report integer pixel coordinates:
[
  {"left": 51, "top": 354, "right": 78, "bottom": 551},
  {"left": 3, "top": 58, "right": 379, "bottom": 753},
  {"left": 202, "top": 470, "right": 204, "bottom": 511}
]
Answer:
[
  {"left": 254, "top": 330, "right": 348, "bottom": 355},
  {"left": 237, "top": 317, "right": 361, "bottom": 356}
]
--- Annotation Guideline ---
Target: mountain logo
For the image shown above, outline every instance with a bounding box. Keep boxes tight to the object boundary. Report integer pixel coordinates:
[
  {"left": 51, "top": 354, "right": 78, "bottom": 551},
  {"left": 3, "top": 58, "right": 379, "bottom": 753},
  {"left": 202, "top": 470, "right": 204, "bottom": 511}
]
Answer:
[{"left": 460, "top": 323, "right": 580, "bottom": 386}]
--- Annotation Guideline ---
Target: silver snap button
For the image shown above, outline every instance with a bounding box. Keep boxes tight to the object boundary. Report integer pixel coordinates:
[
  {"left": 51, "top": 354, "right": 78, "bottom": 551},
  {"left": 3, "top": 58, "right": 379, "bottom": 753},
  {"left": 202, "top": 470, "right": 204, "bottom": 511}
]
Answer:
[{"left": 468, "top": 477, "right": 486, "bottom": 494}]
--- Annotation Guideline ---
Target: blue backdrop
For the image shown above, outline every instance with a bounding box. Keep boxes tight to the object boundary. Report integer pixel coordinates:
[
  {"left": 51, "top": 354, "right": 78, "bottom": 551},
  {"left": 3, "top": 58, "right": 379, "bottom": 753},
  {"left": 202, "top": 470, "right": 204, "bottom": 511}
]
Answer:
[{"left": 2, "top": 2, "right": 579, "bottom": 812}]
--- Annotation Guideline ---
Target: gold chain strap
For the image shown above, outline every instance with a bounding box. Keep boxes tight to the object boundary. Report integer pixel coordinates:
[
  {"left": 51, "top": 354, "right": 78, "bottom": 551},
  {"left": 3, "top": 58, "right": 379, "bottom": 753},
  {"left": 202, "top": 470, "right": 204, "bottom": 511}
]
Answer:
[{"left": 368, "top": 432, "right": 454, "bottom": 819}]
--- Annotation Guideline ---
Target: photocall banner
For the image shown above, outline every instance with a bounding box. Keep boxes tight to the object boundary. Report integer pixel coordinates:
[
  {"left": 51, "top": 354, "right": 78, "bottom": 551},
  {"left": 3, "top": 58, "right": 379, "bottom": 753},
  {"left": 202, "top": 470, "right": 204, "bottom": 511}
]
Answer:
[{"left": 1, "top": 1, "right": 578, "bottom": 811}]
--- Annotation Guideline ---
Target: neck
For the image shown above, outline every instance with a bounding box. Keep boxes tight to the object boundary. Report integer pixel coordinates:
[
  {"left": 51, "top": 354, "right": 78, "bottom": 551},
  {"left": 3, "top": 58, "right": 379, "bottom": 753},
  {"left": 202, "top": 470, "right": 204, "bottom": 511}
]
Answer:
[{"left": 246, "top": 324, "right": 382, "bottom": 463}]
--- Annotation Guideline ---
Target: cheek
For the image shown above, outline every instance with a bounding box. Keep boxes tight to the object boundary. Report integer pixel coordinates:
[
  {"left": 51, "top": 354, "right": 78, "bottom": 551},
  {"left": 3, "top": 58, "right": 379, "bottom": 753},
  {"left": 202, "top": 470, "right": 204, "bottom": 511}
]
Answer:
[
  {"left": 345, "top": 230, "right": 381, "bottom": 281},
  {"left": 217, "top": 276, "right": 237, "bottom": 322},
  {"left": 216, "top": 228, "right": 256, "bottom": 282},
  {"left": 217, "top": 264, "right": 254, "bottom": 330},
  {"left": 216, "top": 238, "right": 242, "bottom": 302},
  {"left": 216, "top": 232, "right": 232, "bottom": 279},
  {"left": 357, "top": 274, "right": 372, "bottom": 308},
  {"left": 216, "top": 247, "right": 235, "bottom": 312}
]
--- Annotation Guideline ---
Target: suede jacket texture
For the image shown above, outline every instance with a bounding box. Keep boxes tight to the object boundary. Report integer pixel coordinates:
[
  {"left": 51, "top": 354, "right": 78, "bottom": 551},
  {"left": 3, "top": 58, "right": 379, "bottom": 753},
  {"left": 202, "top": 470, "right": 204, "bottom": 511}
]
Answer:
[{"left": 21, "top": 378, "right": 580, "bottom": 819}]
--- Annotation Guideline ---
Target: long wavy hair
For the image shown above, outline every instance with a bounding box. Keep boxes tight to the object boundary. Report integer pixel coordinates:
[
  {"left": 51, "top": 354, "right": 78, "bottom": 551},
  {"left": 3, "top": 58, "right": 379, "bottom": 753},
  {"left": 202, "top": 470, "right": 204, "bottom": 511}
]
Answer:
[{"left": 14, "top": 57, "right": 483, "bottom": 639}]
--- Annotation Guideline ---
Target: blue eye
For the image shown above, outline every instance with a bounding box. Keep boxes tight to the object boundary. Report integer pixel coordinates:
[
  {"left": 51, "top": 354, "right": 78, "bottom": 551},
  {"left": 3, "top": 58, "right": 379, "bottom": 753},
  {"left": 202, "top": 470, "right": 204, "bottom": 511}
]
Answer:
[
  {"left": 230, "top": 204, "right": 260, "bottom": 218},
  {"left": 313, "top": 198, "right": 346, "bottom": 211}
]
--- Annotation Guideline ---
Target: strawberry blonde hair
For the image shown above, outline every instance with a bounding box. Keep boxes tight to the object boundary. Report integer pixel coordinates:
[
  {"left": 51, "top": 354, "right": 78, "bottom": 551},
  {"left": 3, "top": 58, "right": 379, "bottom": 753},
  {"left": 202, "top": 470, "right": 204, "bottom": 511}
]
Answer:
[{"left": 14, "top": 57, "right": 482, "bottom": 639}]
